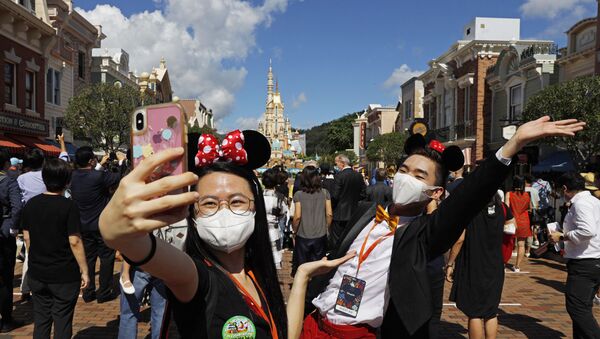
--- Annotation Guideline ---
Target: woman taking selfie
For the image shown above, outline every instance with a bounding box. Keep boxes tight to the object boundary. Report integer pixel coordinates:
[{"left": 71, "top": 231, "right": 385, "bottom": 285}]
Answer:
[{"left": 99, "top": 130, "right": 351, "bottom": 338}]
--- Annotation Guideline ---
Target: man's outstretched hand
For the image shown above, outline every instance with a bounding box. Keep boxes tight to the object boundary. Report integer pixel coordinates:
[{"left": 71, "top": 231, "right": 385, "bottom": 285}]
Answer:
[{"left": 502, "top": 116, "right": 585, "bottom": 159}]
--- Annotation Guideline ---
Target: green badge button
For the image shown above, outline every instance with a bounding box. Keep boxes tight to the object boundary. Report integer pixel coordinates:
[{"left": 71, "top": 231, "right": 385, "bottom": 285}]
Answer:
[{"left": 222, "top": 315, "right": 256, "bottom": 339}]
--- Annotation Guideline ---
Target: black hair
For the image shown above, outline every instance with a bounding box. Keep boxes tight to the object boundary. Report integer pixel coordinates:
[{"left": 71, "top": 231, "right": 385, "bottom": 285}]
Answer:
[
  {"left": 512, "top": 176, "right": 525, "bottom": 191},
  {"left": 558, "top": 172, "right": 585, "bottom": 192},
  {"left": 262, "top": 168, "right": 278, "bottom": 189},
  {"left": 186, "top": 162, "right": 287, "bottom": 338},
  {"left": 299, "top": 165, "right": 322, "bottom": 194},
  {"left": 0, "top": 149, "right": 9, "bottom": 170},
  {"left": 524, "top": 174, "right": 534, "bottom": 184},
  {"left": 23, "top": 148, "right": 44, "bottom": 170},
  {"left": 75, "top": 146, "right": 96, "bottom": 168},
  {"left": 375, "top": 168, "right": 386, "bottom": 182},
  {"left": 42, "top": 158, "right": 72, "bottom": 192},
  {"left": 407, "top": 148, "right": 448, "bottom": 188},
  {"left": 319, "top": 163, "right": 332, "bottom": 176}
]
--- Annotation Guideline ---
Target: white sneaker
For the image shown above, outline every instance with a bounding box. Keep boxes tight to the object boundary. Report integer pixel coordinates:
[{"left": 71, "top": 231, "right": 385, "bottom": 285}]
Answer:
[
  {"left": 533, "top": 240, "right": 540, "bottom": 246},
  {"left": 594, "top": 295, "right": 600, "bottom": 306},
  {"left": 512, "top": 267, "right": 520, "bottom": 273},
  {"left": 525, "top": 253, "right": 530, "bottom": 258}
]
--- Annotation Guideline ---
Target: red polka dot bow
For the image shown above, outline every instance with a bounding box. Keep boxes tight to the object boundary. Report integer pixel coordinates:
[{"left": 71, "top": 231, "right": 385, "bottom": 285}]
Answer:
[
  {"left": 428, "top": 140, "right": 445, "bottom": 154},
  {"left": 195, "top": 130, "right": 248, "bottom": 167}
]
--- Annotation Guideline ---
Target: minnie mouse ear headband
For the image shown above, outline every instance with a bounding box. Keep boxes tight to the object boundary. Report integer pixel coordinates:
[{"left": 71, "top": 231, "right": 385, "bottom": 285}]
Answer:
[
  {"left": 194, "top": 129, "right": 271, "bottom": 170},
  {"left": 403, "top": 133, "right": 464, "bottom": 171}
]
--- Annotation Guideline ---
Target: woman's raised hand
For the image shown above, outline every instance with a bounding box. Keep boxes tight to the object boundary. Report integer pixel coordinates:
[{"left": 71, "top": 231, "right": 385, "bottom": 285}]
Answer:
[
  {"left": 99, "top": 148, "right": 199, "bottom": 248},
  {"left": 296, "top": 251, "right": 357, "bottom": 279}
]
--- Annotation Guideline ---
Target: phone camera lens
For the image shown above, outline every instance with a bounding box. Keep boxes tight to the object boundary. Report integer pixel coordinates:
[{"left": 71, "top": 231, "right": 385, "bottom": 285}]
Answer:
[{"left": 135, "top": 112, "right": 144, "bottom": 131}]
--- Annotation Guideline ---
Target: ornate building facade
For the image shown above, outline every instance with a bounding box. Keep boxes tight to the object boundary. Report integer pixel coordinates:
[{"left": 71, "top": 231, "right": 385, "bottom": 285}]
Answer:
[{"left": 258, "top": 61, "right": 294, "bottom": 159}]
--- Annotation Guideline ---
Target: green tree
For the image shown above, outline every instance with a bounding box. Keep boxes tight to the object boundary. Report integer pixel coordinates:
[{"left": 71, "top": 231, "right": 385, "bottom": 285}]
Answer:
[
  {"left": 188, "top": 120, "right": 216, "bottom": 135},
  {"left": 65, "top": 83, "right": 149, "bottom": 152},
  {"left": 366, "top": 132, "right": 407, "bottom": 165},
  {"left": 523, "top": 76, "right": 600, "bottom": 168}
]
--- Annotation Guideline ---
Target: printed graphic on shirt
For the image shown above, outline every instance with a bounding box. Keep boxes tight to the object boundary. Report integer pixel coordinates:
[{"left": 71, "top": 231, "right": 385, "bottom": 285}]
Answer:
[
  {"left": 222, "top": 315, "right": 256, "bottom": 339},
  {"left": 334, "top": 274, "right": 367, "bottom": 318}
]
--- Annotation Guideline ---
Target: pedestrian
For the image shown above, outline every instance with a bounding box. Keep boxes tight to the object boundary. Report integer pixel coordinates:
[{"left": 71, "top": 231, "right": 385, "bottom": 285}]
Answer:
[
  {"left": 446, "top": 166, "right": 465, "bottom": 192},
  {"left": 302, "top": 117, "right": 584, "bottom": 338},
  {"left": 262, "top": 168, "right": 288, "bottom": 268},
  {"left": 118, "top": 264, "right": 167, "bottom": 339},
  {"left": 0, "top": 149, "right": 23, "bottom": 332},
  {"left": 330, "top": 154, "right": 366, "bottom": 248},
  {"left": 550, "top": 172, "right": 600, "bottom": 338},
  {"left": 506, "top": 176, "right": 531, "bottom": 272},
  {"left": 21, "top": 158, "right": 89, "bottom": 339},
  {"left": 532, "top": 176, "right": 554, "bottom": 221},
  {"left": 319, "top": 163, "right": 335, "bottom": 196},
  {"left": 525, "top": 175, "right": 541, "bottom": 248},
  {"left": 7, "top": 158, "right": 21, "bottom": 179},
  {"left": 446, "top": 193, "right": 513, "bottom": 339},
  {"left": 16, "top": 136, "right": 70, "bottom": 301},
  {"left": 98, "top": 130, "right": 350, "bottom": 338},
  {"left": 292, "top": 166, "right": 332, "bottom": 274},
  {"left": 70, "top": 146, "right": 124, "bottom": 303},
  {"left": 364, "top": 168, "right": 393, "bottom": 207}
]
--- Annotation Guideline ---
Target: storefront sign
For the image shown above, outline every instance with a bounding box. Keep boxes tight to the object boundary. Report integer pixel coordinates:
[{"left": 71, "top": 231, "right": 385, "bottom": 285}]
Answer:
[
  {"left": 0, "top": 111, "right": 49, "bottom": 137},
  {"left": 360, "top": 122, "right": 366, "bottom": 149}
]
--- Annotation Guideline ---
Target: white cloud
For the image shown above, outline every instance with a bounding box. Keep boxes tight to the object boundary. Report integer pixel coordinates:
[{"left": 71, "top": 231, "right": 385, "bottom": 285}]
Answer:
[
  {"left": 383, "top": 64, "right": 424, "bottom": 99},
  {"left": 291, "top": 92, "right": 307, "bottom": 108},
  {"left": 520, "top": 0, "right": 593, "bottom": 19},
  {"left": 78, "top": 0, "right": 287, "bottom": 119},
  {"left": 235, "top": 116, "right": 262, "bottom": 131}
]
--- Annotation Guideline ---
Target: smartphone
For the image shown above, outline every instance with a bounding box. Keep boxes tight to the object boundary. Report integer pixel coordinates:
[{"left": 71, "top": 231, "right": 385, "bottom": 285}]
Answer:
[
  {"left": 131, "top": 103, "right": 188, "bottom": 183},
  {"left": 55, "top": 126, "right": 62, "bottom": 140}
]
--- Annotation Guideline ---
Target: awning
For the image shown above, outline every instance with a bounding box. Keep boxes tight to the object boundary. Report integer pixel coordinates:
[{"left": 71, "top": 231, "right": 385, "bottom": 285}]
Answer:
[
  {"left": 0, "top": 135, "right": 26, "bottom": 154},
  {"left": 532, "top": 151, "right": 575, "bottom": 173},
  {"left": 7, "top": 134, "right": 62, "bottom": 157},
  {"left": 47, "top": 140, "right": 78, "bottom": 158}
]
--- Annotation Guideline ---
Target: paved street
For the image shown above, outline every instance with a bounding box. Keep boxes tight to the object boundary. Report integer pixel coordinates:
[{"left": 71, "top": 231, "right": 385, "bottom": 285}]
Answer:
[{"left": 2, "top": 253, "right": 599, "bottom": 338}]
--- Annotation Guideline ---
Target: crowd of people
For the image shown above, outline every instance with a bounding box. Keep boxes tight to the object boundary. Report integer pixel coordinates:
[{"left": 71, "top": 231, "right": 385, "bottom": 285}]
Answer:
[{"left": 0, "top": 116, "right": 597, "bottom": 338}]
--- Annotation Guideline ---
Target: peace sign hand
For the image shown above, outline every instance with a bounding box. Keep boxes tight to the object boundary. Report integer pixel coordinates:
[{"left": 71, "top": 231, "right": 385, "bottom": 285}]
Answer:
[{"left": 99, "top": 147, "right": 199, "bottom": 248}]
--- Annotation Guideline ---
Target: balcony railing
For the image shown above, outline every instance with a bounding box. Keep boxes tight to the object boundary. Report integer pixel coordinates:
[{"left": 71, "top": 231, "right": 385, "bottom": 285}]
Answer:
[{"left": 520, "top": 43, "right": 559, "bottom": 60}]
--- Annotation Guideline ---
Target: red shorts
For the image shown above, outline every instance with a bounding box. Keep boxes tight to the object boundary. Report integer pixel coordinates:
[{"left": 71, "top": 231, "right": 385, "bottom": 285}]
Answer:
[{"left": 300, "top": 312, "right": 376, "bottom": 339}]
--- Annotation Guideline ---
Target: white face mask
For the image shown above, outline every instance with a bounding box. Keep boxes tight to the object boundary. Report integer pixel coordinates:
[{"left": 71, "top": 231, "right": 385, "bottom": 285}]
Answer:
[
  {"left": 393, "top": 172, "right": 440, "bottom": 205},
  {"left": 194, "top": 209, "right": 255, "bottom": 254}
]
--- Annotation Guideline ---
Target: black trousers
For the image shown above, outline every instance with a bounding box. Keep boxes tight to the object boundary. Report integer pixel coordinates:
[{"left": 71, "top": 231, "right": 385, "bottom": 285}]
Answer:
[
  {"left": 565, "top": 258, "right": 600, "bottom": 339},
  {"left": 28, "top": 276, "right": 80, "bottom": 339},
  {"left": 427, "top": 257, "right": 445, "bottom": 339},
  {"left": 82, "top": 231, "right": 115, "bottom": 298},
  {"left": 0, "top": 236, "right": 16, "bottom": 322},
  {"left": 328, "top": 220, "right": 348, "bottom": 250},
  {"left": 292, "top": 235, "right": 327, "bottom": 275}
]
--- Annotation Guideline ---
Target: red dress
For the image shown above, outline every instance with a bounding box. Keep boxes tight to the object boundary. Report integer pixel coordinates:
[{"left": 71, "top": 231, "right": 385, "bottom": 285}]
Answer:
[{"left": 508, "top": 191, "right": 532, "bottom": 238}]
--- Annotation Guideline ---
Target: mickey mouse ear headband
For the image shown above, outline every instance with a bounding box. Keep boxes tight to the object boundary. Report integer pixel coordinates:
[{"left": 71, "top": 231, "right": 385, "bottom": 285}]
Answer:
[
  {"left": 193, "top": 129, "right": 271, "bottom": 170},
  {"left": 403, "top": 134, "right": 465, "bottom": 171}
]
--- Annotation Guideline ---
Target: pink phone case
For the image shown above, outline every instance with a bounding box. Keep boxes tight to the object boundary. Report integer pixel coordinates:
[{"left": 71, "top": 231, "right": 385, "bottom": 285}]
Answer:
[{"left": 131, "top": 104, "right": 187, "bottom": 182}]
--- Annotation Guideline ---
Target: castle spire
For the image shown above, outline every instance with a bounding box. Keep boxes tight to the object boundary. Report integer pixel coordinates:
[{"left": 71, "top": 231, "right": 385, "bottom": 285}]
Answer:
[{"left": 267, "top": 59, "right": 274, "bottom": 103}]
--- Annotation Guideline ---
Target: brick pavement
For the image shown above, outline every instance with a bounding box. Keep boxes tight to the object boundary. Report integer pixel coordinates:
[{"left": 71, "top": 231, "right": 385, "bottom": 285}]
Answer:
[{"left": 2, "top": 252, "right": 599, "bottom": 338}]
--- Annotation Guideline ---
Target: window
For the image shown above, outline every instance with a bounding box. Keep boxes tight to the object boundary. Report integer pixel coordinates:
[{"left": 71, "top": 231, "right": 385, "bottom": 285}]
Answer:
[
  {"left": 46, "top": 68, "right": 61, "bottom": 105},
  {"left": 78, "top": 51, "right": 85, "bottom": 79},
  {"left": 404, "top": 99, "right": 412, "bottom": 120},
  {"left": 509, "top": 85, "right": 522, "bottom": 122},
  {"left": 25, "top": 71, "right": 35, "bottom": 110},
  {"left": 4, "top": 62, "right": 15, "bottom": 105}
]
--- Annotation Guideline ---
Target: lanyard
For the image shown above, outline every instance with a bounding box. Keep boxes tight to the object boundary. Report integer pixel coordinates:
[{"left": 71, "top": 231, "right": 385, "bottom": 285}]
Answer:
[
  {"left": 228, "top": 270, "right": 279, "bottom": 339},
  {"left": 356, "top": 222, "right": 394, "bottom": 276}
]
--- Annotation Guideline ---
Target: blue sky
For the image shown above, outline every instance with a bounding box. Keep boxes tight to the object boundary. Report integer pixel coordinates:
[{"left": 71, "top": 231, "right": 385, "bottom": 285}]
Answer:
[{"left": 76, "top": 0, "right": 596, "bottom": 131}]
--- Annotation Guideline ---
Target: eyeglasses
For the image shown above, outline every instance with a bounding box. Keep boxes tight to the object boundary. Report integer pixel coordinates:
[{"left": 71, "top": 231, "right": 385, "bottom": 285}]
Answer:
[{"left": 196, "top": 195, "right": 255, "bottom": 217}]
